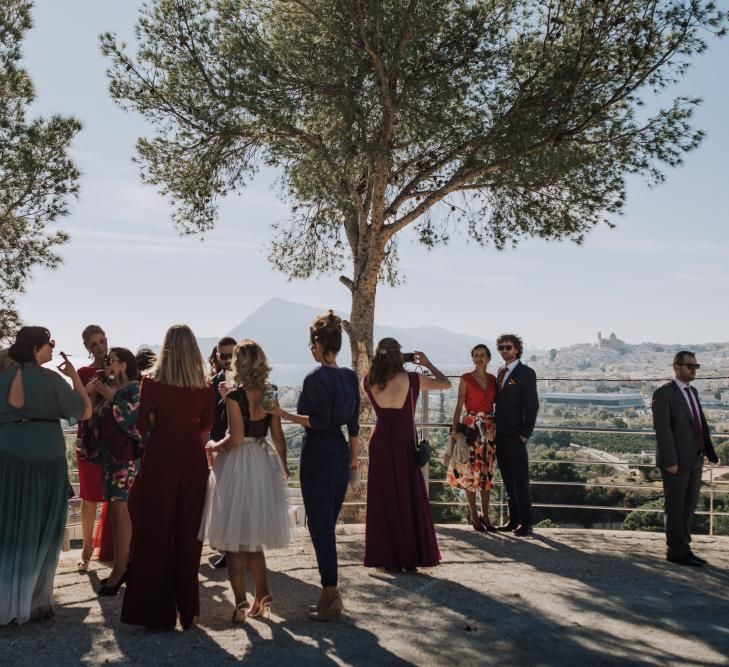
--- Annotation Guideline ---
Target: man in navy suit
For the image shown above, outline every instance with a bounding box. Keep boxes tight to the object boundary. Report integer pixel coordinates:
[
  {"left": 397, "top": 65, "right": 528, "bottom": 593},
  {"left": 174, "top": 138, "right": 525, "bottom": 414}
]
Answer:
[
  {"left": 652, "top": 351, "right": 718, "bottom": 566},
  {"left": 494, "top": 334, "right": 539, "bottom": 537}
]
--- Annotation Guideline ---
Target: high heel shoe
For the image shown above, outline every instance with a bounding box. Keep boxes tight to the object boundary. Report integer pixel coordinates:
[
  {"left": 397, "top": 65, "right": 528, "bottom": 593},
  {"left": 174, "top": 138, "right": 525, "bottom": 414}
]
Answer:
[
  {"left": 77, "top": 548, "right": 93, "bottom": 573},
  {"left": 248, "top": 594, "right": 272, "bottom": 619},
  {"left": 480, "top": 515, "right": 497, "bottom": 532},
  {"left": 98, "top": 570, "right": 127, "bottom": 596},
  {"left": 232, "top": 601, "right": 249, "bottom": 623},
  {"left": 309, "top": 593, "right": 343, "bottom": 622},
  {"left": 470, "top": 514, "right": 486, "bottom": 532}
]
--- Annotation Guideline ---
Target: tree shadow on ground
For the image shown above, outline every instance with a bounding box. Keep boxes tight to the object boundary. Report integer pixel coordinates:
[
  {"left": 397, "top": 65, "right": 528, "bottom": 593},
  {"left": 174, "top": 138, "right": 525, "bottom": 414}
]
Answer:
[
  {"left": 435, "top": 526, "right": 729, "bottom": 663},
  {"left": 207, "top": 570, "right": 414, "bottom": 666}
]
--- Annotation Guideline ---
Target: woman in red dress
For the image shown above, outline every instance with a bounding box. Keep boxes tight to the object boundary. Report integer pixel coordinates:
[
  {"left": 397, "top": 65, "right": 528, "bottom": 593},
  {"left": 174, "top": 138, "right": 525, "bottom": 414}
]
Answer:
[
  {"left": 363, "top": 339, "right": 450, "bottom": 572},
  {"left": 121, "top": 324, "right": 215, "bottom": 630},
  {"left": 76, "top": 325, "right": 113, "bottom": 571},
  {"left": 447, "top": 344, "right": 498, "bottom": 531}
]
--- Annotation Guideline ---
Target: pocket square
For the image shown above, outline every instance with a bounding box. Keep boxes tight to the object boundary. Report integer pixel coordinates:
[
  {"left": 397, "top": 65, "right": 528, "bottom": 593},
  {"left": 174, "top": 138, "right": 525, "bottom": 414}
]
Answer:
[{"left": 508, "top": 378, "right": 517, "bottom": 385}]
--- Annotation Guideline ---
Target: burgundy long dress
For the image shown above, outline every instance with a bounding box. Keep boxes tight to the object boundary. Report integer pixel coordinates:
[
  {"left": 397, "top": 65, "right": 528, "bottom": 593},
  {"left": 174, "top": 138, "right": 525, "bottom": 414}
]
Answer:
[
  {"left": 364, "top": 372, "right": 441, "bottom": 569},
  {"left": 121, "top": 378, "right": 215, "bottom": 629}
]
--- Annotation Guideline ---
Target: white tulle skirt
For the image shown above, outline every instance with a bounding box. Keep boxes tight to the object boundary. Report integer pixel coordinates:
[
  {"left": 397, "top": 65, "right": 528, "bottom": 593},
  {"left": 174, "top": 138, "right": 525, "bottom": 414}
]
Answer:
[{"left": 199, "top": 437, "right": 294, "bottom": 552}]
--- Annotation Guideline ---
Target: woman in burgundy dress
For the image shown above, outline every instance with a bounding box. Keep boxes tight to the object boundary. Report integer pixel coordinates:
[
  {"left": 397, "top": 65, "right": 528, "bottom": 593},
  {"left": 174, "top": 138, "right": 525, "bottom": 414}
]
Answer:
[
  {"left": 76, "top": 324, "right": 113, "bottom": 571},
  {"left": 363, "top": 338, "right": 450, "bottom": 571},
  {"left": 121, "top": 325, "right": 215, "bottom": 630}
]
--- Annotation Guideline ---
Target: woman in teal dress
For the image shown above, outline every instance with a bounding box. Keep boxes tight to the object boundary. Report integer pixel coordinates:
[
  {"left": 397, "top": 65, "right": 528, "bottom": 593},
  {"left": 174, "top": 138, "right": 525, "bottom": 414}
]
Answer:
[{"left": 0, "top": 327, "right": 91, "bottom": 625}]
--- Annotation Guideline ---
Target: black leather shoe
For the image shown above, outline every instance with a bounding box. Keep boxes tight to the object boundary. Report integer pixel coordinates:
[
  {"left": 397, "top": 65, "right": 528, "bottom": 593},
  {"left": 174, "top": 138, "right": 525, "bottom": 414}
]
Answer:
[
  {"left": 495, "top": 522, "right": 518, "bottom": 532},
  {"left": 666, "top": 554, "right": 703, "bottom": 567},
  {"left": 513, "top": 525, "right": 533, "bottom": 537},
  {"left": 98, "top": 570, "right": 127, "bottom": 596},
  {"left": 688, "top": 551, "right": 708, "bottom": 565},
  {"left": 213, "top": 553, "right": 227, "bottom": 569}
]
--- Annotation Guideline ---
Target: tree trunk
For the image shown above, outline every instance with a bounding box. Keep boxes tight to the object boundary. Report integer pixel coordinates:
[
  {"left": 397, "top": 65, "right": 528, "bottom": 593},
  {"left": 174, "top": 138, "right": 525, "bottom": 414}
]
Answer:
[{"left": 347, "top": 276, "right": 377, "bottom": 379}]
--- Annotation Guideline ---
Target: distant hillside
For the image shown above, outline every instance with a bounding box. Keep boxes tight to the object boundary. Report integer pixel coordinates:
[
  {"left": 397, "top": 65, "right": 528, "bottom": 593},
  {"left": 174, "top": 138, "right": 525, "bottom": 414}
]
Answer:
[{"left": 226, "top": 297, "right": 493, "bottom": 365}]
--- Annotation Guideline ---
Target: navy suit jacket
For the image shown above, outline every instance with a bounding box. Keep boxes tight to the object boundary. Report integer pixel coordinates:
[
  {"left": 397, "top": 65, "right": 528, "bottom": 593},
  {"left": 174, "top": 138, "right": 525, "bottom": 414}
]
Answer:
[{"left": 494, "top": 361, "right": 539, "bottom": 440}]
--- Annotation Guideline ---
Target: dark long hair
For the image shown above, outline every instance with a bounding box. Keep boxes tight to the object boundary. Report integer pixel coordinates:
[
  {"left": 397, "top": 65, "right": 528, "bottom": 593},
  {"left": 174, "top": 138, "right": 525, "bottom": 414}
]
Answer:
[
  {"left": 110, "top": 347, "right": 140, "bottom": 382},
  {"left": 8, "top": 326, "right": 52, "bottom": 365},
  {"left": 368, "top": 337, "right": 405, "bottom": 390}
]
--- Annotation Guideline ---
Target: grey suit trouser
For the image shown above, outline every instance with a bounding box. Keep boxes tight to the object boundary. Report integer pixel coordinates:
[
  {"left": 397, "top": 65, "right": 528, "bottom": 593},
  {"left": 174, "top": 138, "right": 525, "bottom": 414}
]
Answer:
[{"left": 661, "top": 456, "right": 703, "bottom": 557}]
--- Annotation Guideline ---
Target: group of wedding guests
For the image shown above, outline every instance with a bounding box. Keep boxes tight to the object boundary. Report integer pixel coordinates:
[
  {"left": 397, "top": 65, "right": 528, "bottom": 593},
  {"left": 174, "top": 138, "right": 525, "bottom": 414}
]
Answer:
[{"left": 0, "top": 313, "right": 539, "bottom": 629}]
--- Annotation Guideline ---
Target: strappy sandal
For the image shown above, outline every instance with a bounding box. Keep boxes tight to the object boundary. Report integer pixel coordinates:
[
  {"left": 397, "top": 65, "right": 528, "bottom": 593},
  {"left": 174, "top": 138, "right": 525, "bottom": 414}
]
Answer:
[{"left": 232, "top": 601, "right": 249, "bottom": 623}]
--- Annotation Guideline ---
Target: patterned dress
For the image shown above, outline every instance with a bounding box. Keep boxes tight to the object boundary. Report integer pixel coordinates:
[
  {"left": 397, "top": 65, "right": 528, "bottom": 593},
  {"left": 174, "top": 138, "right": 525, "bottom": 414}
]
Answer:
[
  {"left": 447, "top": 372, "right": 497, "bottom": 492},
  {"left": 89, "top": 382, "right": 141, "bottom": 502}
]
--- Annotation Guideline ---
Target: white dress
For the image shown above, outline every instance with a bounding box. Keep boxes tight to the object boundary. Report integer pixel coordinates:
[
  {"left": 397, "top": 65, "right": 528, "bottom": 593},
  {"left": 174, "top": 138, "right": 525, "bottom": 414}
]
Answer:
[{"left": 199, "top": 393, "right": 293, "bottom": 552}]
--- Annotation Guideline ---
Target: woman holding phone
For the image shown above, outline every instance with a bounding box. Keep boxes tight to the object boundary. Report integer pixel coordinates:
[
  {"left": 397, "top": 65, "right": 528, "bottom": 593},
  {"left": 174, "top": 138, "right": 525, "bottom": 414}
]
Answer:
[
  {"left": 0, "top": 327, "right": 91, "bottom": 624},
  {"left": 363, "top": 339, "right": 450, "bottom": 572}
]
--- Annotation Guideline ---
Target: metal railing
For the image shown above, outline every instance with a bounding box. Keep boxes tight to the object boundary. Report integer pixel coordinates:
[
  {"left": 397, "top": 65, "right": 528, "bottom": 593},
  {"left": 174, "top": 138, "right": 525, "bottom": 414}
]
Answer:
[{"left": 65, "top": 376, "right": 729, "bottom": 535}]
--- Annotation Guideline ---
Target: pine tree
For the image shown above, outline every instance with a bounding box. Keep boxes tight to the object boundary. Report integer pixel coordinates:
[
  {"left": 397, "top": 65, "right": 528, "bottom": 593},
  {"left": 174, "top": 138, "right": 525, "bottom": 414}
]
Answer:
[{"left": 0, "top": 1, "right": 82, "bottom": 342}]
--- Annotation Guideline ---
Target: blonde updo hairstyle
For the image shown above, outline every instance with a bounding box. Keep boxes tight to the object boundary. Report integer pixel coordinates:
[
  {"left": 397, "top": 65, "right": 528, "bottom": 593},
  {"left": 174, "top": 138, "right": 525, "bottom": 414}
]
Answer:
[
  {"left": 310, "top": 310, "right": 342, "bottom": 358},
  {"left": 233, "top": 339, "right": 271, "bottom": 390}
]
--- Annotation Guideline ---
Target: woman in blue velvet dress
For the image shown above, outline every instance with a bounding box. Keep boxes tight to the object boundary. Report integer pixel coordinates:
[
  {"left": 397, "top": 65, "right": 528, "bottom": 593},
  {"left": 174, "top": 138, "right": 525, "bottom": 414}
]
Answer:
[
  {"left": 0, "top": 327, "right": 91, "bottom": 625},
  {"left": 270, "top": 311, "right": 360, "bottom": 622}
]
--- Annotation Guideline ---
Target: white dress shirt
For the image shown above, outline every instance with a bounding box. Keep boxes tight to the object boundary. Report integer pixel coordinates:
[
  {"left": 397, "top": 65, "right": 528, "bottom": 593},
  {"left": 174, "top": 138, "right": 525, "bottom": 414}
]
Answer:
[{"left": 674, "top": 378, "right": 700, "bottom": 420}]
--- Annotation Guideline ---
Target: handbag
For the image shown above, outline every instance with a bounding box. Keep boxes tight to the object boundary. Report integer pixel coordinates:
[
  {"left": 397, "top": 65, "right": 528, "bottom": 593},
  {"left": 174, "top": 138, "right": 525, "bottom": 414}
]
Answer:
[{"left": 410, "top": 385, "right": 431, "bottom": 468}]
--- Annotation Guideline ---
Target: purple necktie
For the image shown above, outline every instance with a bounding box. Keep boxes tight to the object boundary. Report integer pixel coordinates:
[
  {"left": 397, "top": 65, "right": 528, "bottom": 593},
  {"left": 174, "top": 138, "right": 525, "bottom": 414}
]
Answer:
[{"left": 684, "top": 387, "right": 705, "bottom": 453}]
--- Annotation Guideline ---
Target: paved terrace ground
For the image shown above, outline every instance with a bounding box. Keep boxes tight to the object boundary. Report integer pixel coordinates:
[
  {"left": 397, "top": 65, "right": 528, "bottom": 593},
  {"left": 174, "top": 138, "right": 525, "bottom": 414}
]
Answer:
[{"left": 2, "top": 526, "right": 728, "bottom": 666}]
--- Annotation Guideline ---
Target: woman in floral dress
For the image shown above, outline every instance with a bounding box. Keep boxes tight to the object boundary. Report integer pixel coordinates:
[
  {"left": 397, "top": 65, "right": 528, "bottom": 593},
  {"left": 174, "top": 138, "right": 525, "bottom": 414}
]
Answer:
[
  {"left": 87, "top": 347, "right": 141, "bottom": 595},
  {"left": 448, "top": 344, "right": 497, "bottom": 531}
]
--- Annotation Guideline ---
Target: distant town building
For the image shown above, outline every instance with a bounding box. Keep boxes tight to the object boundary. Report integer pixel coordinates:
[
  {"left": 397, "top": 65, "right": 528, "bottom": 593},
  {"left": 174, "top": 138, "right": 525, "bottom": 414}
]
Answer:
[
  {"left": 542, "top": 392, "right": 644, "bottom": 411},
  {"left": 597, "top": 331, "right": 628, "bottom": 351}
]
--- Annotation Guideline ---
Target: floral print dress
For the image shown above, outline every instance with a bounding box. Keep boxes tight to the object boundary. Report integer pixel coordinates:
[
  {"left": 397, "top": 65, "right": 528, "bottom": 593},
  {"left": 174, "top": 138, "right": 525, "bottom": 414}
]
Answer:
[
  {"left": 447, "top": 373, "right": 497, "bottom": 492},
  {"left": 90, "top": 382, "right": 142, "bottom": 502}
]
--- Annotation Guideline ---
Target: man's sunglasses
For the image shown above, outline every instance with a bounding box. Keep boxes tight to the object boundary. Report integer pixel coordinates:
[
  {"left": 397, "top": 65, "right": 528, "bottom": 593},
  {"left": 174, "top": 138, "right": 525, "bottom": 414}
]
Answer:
[
  {"left": 218, "top": 353, "right": 234, "bottom": 361},
  {"left": 497, "top": 344, "right": 514, "bottom": 351},
  {"left": 677, "top": 363, "right": 701, "bottom": 370},
  {"left": 103, "top": 355, "right": 117, "bottom": 366}
]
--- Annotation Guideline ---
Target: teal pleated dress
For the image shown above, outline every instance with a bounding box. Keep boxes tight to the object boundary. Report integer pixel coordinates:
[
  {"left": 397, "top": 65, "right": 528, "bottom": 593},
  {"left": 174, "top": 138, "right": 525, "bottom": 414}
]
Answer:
[{"left": 0, "top": 365, "right": 85, "bottom": 625}]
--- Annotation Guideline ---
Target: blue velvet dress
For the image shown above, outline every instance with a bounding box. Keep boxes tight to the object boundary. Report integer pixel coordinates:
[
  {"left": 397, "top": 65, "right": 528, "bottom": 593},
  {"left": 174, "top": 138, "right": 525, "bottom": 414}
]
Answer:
[
  {"left": 297, "top": 365, "right": 359, "bottom": 587},
  {"left": 0, "top": 365, "right": 85, "bottom": 625}
]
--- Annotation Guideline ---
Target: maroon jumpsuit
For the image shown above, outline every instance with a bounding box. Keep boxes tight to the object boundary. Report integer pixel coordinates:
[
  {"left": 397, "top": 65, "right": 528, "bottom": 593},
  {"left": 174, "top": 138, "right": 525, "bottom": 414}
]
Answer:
[{"left": 121, "top": 377, "right": 214, "bottom": 629}]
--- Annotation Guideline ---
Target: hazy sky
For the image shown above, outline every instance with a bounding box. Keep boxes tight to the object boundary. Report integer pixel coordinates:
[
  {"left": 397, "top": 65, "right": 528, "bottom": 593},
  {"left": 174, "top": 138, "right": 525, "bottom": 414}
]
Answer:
[{"left": 16, "top": 1, "right": 729, "bottom": 359}]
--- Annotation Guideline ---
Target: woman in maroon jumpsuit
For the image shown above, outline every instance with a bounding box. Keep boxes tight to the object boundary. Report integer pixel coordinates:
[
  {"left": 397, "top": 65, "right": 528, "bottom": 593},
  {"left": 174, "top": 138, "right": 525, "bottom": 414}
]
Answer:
[{"left": 121, "top": 325, "right": 215, "bottom": 630}]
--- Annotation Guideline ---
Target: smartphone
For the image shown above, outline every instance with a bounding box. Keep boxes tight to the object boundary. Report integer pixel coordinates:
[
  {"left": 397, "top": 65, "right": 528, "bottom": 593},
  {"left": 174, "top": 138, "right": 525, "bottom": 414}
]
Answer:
[{"left": 402, "top": 352, "right": 415, "bottom": 363}]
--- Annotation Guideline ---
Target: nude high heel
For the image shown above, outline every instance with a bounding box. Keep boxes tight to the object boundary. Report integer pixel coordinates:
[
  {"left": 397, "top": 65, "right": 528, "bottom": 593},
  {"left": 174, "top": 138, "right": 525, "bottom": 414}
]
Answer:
[
  {"left": 248, "top": 594, "right": 272, "bottom": 619},
  {"left": 232, "top": 601, "right": 249, "bottom": 623},
  {"left": 309, "top": 592, "right": 343, "bottom": 622}
]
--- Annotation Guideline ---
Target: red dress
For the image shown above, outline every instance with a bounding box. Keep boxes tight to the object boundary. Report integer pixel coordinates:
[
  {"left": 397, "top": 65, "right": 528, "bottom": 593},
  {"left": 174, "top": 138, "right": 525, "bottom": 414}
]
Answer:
[
  {"left": 121, "top": 378, "right": 215, "bottom": 629},
  {"left": 76, "top": 366, "right": 104, "bottom": 502},
  {"left": 447, "top": 372, "right": 497, "bottom": 492},
  {"left": 77, "top": 366, "right": 113, "bottom": 560},
  {"left": 364, "top": 373, "right": 440, "bottom": 569}
]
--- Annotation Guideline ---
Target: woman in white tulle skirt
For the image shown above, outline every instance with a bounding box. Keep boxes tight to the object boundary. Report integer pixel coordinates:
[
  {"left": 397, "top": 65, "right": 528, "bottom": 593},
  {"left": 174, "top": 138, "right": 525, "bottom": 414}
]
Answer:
[{"left": 199, "top": 340, "right": 292, "bottom": 622}]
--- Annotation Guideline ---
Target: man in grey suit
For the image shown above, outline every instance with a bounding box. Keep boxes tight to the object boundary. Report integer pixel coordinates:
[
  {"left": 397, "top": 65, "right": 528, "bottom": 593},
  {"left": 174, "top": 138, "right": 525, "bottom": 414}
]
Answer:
[{"left": 652, "top": 351, "right": 718, "bottom": 567}]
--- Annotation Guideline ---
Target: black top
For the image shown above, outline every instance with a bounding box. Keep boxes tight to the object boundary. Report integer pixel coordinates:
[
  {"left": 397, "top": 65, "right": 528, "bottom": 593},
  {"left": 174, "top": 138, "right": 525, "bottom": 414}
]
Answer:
[
  {"left": 210, "top": 370, "right": 228, "bottom": 441},
  {"left": 227, "top": 388, "right": 271, "bottom": 438}
]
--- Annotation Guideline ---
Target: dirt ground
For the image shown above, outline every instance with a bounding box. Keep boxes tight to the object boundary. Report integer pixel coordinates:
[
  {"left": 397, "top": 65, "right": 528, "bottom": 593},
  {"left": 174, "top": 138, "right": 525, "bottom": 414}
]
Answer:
[{"left": 1, "top": 525, "right": 728, "bottom": 665}]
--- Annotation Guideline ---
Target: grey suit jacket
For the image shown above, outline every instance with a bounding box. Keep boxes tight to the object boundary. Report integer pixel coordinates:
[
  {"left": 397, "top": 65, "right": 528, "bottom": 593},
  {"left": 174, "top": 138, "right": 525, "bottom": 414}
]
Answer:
[{"left": 652, "top": 381, "right": 717, "bottom": 471}]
